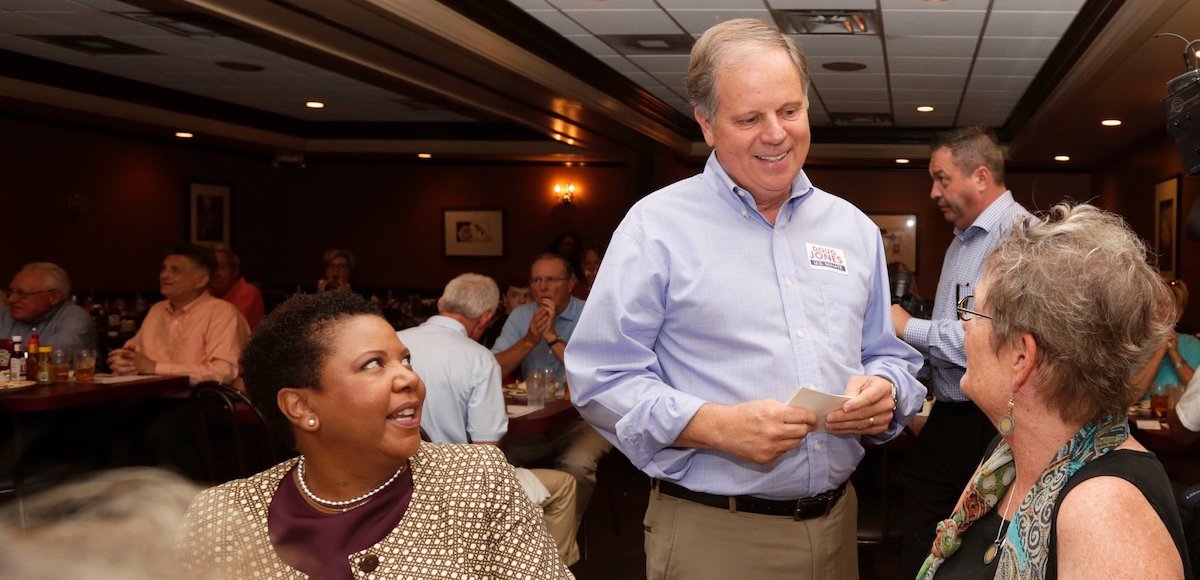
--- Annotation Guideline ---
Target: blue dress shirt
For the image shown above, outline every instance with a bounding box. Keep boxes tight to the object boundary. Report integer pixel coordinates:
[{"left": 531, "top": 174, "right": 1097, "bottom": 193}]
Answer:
[
  {"left": 902, "top": 192, "right": 1030, "bottom": 402},
  {"left": 0, "top": 301, "right": 96, "bottom": 356},
  {"left": 565, "top": 153, "right": 924, "bottom": 500},
  {"left": 491, "top": 297, "right": 584, "bottom": 389}
]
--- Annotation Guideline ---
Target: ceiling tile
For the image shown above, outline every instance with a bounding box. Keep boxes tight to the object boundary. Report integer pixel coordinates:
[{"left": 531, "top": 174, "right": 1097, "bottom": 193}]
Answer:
[
  {"left": 26, "top": 11, "right": 177, "bottom": 37},
  {"left": 547, "top": 0, "right": 658, "bottom": 8},
  {"left": 966, "top": 75, "right": 1033, "bottom": 92},
  {"left": 977, "top": 36, "right": 1059, "bottom": 59},
  {"left": 989, "top": 0, "right": 1086, "bottom": 11},
  {"left": 0, "top": 12, "right": 74, "bottom": 34},
  {"left": 526, "top": 9, "right": 589, "bottom": 35},
  {"left": 659, "top": 0, "right": 765, "bottom": 8},
  {"left": 809, "top": 110, "right": 831, "bottom": 125},
  {"left": 563, "top": 9, "right": 683, "bottom": 35},
  {"left": 818, "top": 88, "right": 889, "bottom": 102},
  {"left": 888, "top": 56, "right": 972, "bottom": 75},
  {"left": 596, "top": 54, "right": 640, "bottom": 74},
  {"left": 891, "top": 89, "right": 962, "bottom": 104},
  {"left": 824, "top": 100, "right": 891, "bottom": 113},
  {"left": 505, "top": 0, "right": 553, "bottom": 8},
  {"left": 651, "top": 71, "right": 687, "bottom": 87},
  {"left": 890, "top": 74, "right": 966, "bottom": 91},
  {"left": 956, "top": 111, "right": 1009, "bottom": 127},
  {"left": 881, "top": 10, "right": 986, "bottom": 37},
  {"left": 625, "top": 54, "right": 691, "bottom": 73},
  {"left": 885, "top": 36, "right": 977, "bottom": 58},
  {"left": 793, "top": 34, "right": 883, "bottom": 58},
  {"left": 767, "top": 0, "right": 876, "bottom": 9},
  {"left": 985, "top": 11, "right": 1077, "bottom": 38},
  {"left": 962, "top": 90, "right": 1023, "bottom": 106},
  {"left": 808, "top": 72, "right": 886, "bottom": 90},
  {"left": 667, "top": 10, "right": 773, "bottom": 35},
  {"left": 880, "top": 0, "right": 989, "bottom": 8},
  {"left": 5, "top": 0, "right": 85, "bottom": 12},
  {"left": 563, "top": 34, "right": 617, "bottom": 56},
  {"left": 971, "top": 57, "right": 1044, "bottom": 76},
  {"left": 621, "top": 71, "right": 656, "bottom": 85}
]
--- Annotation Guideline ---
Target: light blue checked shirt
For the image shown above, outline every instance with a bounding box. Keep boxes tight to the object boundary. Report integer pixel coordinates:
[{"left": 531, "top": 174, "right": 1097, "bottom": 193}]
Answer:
[
  {"left": 398, "top": 315, "right": 508, "bottom": 444},
  {"left": 491, "top": 297, "right": 584, "bottom": 390},
  {"left": 565, "top": 153, "right": 924, "bottom": 500},
  {"left": 902, "top": 191, "right": 1030, "bottom": 402}
]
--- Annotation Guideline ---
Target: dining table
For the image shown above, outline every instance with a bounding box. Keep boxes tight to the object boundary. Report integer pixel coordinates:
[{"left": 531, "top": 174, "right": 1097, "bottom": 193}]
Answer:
[
  {"left": 0, "top": 374, "right": 190, "bottom": 413},
  {"left": 505, "top": 397, "right": 580, "bottom": 437}
]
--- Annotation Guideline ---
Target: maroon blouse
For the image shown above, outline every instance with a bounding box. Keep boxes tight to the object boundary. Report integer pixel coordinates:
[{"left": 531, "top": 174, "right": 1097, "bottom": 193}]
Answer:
[{"left": 268, "top": 465, "right": 414, "bottom": 580}]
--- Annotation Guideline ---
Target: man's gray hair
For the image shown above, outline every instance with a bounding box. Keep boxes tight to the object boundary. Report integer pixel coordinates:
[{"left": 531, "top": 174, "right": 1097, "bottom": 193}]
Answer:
[
  {"left": 982, "top": 203, "right": 1175, "bottom": 424},
  {"left": 931, "top": 126, "right": 1006, "bottom": 186},
  {"left": 439, "top": 273, "right": 499, "bottom": 319},
  {"left": 687, "top": 18, "right": 809, "bottom": 123},
  {"left": 21, "top": 262, "right": 71, "bottom": 297}
]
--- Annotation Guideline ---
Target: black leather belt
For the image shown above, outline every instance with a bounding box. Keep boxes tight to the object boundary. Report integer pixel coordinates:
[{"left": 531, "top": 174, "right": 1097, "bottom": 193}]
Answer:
[{"left": 655, "top": 480, "right": 846, "bottom": 521}]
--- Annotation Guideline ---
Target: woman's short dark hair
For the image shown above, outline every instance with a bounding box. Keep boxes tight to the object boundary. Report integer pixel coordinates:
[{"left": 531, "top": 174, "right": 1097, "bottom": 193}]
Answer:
[{"left": 241, "top": 291, "right": 381, "bottom": 445}]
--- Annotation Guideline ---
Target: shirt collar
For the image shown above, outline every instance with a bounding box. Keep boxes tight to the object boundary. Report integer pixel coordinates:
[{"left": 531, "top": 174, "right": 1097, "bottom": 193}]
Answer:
[
  {"left": 167, "top": 292, "right": 211, "bottom": 315},
  {"left": 955, "top": 190, "right": 1016, "bottom": 240},
  {"left": 424, "top": 315, "right": 468, "bottom": 336},
  {"left": 703, "top": 151, "right": 813, "bottom": 224},
  {"left": 28, "top": 301, "right": 66, "bottom": 327},
  {"left": 559, "top": 296, "right": 584, "bottom": 322}
]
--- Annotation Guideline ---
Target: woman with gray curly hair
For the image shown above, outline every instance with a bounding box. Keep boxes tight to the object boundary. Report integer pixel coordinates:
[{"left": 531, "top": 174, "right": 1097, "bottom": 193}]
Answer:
[{"left": 919, "top": 203, "right": 1191, "bottom": 579}]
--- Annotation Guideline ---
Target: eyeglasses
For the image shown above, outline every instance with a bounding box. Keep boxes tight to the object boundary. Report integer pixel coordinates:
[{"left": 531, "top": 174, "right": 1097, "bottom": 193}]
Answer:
[
  {"left": 956, "top": 295, "right": 993, "bottom": 322},
  {"left": 7, "top": 288, "right": 55, "bottom": 301},
  {"left": 529, "top": 276, "right": 568, "bottom": 286}
]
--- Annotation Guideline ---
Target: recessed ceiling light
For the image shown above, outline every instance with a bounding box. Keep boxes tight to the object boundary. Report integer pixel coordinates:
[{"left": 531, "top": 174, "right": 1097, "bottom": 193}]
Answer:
[
  {"left": 175, "top": 131, "right": 193, "bottom": 139},
  {"left": 417, "top": 153, "right": 432, "bottom": 159},
  {"left": 1054, "top": 155, "right": 1070, "bottom": 162},
  {"left": 305, "top": 101, "right": 325, "bottom": 109},
  {"left": 916, "top": 105, "right": 934, "bottom": 113},
  {"left": 1101, "top": 119, "right": 1122, "bottom": 127},
  {"left": 896, "top": 158, "right": 910, "bottom": 164}
]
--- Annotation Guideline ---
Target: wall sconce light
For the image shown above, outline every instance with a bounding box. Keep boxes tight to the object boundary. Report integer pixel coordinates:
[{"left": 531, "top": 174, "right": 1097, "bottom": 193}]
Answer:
[{"left": 554, "top": 183, "right": 575, "bottom": 205}]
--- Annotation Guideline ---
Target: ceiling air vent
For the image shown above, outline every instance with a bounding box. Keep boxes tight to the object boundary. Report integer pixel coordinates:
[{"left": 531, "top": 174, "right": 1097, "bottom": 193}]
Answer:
[
  {"left": 829, "top": 112, "right": 893, "bottom": 126},
  {"left": 595, "top": 34, "right": 693, "bottom": 55},
  {"left": 774, "top": 10, "right": 879, "bottom": 35}
]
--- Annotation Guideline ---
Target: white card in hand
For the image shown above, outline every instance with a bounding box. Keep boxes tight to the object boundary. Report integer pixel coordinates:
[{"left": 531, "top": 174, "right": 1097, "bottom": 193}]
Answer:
[{"left": 785, "top": 386, "right": 853, "bottom": 433}]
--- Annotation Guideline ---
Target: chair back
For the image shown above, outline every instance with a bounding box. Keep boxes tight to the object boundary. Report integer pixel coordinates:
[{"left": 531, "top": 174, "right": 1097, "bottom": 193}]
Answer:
[{"left": 189, "top": 381, "right": 282, "bottom": 483}]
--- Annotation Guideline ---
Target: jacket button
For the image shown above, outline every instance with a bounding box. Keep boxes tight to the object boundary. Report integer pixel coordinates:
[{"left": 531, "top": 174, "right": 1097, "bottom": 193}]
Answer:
[{"left": 358, "top": 554, "right": 379, "bottom": 573}]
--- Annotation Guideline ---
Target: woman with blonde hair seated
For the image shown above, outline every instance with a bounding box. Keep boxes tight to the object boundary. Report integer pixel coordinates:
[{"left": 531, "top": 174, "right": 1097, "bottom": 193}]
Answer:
[
  {"left": 919, "top": 204, "right": 1191, "bottom": 579},
  {"left": 177, "top": 291, "right": 570, "bottom": 579}
]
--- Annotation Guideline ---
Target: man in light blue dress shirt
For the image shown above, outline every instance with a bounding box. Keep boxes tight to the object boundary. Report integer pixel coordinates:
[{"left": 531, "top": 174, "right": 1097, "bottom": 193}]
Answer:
[
  {"left": 492, "top": 253, "right": 611, "bottom": 522},
  {"left": 565, "top": 19, "right": 923, "bottom": 580},
  {"left": 0, "top": 262, "right": 96, "bottom": 356},
  {"left": 890, "top": 127, "right": 1031, "bottom": 575}
]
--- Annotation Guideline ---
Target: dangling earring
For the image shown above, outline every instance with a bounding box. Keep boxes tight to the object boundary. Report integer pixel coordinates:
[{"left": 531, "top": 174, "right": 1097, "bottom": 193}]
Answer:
[
  {"left": 307, "top": 417, "right": 317, "bottom": 428},
  {"left": 998, "top": 393, "right": 1016, "bottom": 436}
]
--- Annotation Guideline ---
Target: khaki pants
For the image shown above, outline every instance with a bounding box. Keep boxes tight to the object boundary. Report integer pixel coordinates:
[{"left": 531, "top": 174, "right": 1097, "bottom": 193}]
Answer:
[
  {"left": 532, "top": 468, "right": 580, "bottom": 567},
  {"left": 644, "top": 482, "right": 859, "bottom": 580}
]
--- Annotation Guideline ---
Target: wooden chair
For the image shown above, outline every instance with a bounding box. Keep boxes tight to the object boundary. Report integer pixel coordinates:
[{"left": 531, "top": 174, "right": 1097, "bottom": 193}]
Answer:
[{"left": 188, "top": 381, "right": 282, "bottom": 484}]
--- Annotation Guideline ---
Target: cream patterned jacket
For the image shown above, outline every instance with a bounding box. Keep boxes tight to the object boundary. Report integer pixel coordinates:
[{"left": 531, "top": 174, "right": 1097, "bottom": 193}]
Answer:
[{"left": 177, "top": 443, "right": 573, "bottom": 579}]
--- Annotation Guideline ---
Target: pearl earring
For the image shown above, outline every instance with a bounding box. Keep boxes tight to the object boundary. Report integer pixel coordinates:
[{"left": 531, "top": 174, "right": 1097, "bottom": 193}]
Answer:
[{"left": 307, "top": 418, "right": 317, "bottom": 428}]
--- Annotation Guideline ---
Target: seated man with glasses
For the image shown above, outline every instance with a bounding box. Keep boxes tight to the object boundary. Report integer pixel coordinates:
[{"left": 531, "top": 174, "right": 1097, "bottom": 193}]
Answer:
[
  {"left": 491, "top": 252, "right": 611, "bottom": 524},
  {"left": 0, "top": 262, "right": 96, "bottom": 355}
]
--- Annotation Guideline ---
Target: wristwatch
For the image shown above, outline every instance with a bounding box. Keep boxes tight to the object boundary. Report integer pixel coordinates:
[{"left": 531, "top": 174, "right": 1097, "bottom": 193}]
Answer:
[
  {"left": 875, "top": 375, "right": 898, "bottom": 408},
  {"left": 547, "top": 337, "right": 564, "bottom": 348}
]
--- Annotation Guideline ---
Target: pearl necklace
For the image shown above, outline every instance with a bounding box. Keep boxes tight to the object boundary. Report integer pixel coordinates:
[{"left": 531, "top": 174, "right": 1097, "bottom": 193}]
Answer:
[{"left": 296, "top": 455, "right": 406, "bottom": 511}]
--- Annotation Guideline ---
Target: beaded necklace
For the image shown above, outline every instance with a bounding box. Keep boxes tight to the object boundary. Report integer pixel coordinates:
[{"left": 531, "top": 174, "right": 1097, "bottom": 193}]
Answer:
[{"left": 296, "top": 455, "right": 406, "bottom": 512}]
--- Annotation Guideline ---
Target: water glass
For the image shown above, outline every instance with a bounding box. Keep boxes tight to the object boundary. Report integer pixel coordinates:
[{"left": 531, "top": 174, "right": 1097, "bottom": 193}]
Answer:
[
  {"left": 75, "top": 349, "right": 97, "bottom": 382},
  {"left": 527, "top": 369, "right": 547, "bottom": 410},
  {"left": 1168, "top": 383, "right": 1185, "bottom": 413},
  {"left": 1150, "top": 383, "right": 1169, "bottom": 418}
]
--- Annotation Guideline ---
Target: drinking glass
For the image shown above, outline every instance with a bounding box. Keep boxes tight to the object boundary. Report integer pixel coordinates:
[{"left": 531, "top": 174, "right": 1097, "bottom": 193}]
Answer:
[
  {"left": 1168, "top": 383, "right": 1185, "bottom": 413},
  {"left": 527, "top": 369, "right": 547, "bottom": 410},
  {"left": 1150, "top": 383, "right": 1169, "bottom": 418},
  {"left": 75, "top": 349, "right": 97, "bottom": 382}
]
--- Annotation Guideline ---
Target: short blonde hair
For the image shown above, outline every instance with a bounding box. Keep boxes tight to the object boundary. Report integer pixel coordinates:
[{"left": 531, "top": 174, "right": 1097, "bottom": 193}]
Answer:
[{"left": 982, "top": 203, "right": 1175, "bottom": 424}]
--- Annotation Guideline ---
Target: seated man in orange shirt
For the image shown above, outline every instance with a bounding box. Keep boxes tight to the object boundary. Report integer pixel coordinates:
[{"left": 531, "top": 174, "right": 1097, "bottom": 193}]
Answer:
[
  {"left": 208, "top": 245, "right": 265, "bottom": 329},
  {"left": 109, "top": 243, "right": 250, "bottom": 386}
]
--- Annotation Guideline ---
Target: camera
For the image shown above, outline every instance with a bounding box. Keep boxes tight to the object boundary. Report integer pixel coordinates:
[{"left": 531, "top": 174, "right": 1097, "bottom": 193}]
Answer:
[
  {"left": 1158, "top": 33, "right": 1200, "bottom": 240},
  {"left": 889, "top": 267, "right": 931, "bottom": 319}
]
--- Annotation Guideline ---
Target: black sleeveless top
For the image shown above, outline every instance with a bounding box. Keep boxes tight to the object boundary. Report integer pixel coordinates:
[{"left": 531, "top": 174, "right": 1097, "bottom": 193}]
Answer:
[{"left": 937, "top": 444, "right": 1192, "bottom": 579}]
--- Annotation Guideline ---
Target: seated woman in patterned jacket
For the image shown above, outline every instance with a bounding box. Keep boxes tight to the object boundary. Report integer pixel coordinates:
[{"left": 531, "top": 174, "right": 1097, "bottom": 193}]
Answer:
[{"left": 177, "top": 291, "right": 571, "bottom": 579}]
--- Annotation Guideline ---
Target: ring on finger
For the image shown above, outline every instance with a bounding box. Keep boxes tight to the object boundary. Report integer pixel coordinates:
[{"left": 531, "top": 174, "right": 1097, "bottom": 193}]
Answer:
[{"left": 868, "top": 416, "right": 875, "bottom": 426}]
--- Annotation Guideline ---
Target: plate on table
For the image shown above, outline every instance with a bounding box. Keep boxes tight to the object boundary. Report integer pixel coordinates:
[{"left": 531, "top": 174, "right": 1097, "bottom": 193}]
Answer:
[{"left": 0, "top": 380, "right": 37, "bottom": 391}]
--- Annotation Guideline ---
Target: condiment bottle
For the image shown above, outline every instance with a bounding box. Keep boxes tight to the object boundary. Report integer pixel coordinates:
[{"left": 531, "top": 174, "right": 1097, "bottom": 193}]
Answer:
[
  {"left": 10, "top": 336, "right": 25, "bottom": 380},
  {"left": 36, "top": 346, "right": 53, "bottom": 384}
]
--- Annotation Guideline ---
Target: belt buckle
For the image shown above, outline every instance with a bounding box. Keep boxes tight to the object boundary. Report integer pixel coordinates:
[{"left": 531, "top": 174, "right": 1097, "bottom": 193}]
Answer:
[{"left": 792, "top": 493, "right": 832, "bottom": 521}]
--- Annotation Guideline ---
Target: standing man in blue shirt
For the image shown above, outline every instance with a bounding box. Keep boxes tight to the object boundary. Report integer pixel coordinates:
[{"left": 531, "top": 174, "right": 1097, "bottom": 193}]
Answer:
[
  {"left": 565, "top": 18, "right": 924, "bottom": 580},
  {"left": 891, "top": 127, "right": 1031, "bottom": 575},
  {"left": 492, "top": 253, "right": 611, "bottom": 522}
]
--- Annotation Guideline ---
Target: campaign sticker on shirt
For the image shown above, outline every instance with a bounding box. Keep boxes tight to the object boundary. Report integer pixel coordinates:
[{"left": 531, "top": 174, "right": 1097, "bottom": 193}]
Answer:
[{"left": 805, "top": 243, "right": 848, "bottom": 275}]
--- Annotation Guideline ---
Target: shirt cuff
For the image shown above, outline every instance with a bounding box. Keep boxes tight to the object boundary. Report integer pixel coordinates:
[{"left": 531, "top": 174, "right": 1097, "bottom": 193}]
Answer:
[{"left": 904, "top": 318, "right": 932, "bottom": 351}]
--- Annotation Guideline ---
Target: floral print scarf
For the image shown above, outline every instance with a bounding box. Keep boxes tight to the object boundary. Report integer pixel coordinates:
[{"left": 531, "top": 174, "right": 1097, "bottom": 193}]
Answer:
[{"left": 918, "top": 413, "right": 1129, "bottom": 579}]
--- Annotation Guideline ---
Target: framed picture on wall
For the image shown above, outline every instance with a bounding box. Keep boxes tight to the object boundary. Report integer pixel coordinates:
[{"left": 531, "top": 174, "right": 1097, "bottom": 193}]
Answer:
[
  {"left": 868, "top": 213, "right": 918, "bottom": 274},
  {"left": 188, "top": 182, "right": 231, "bottom": 247},
  {"left": 443, "top": 209, "right": 504, "bottom": 257},
  {"left": 1155, "top": 175, "right": 1181, "bottom": 279}
]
